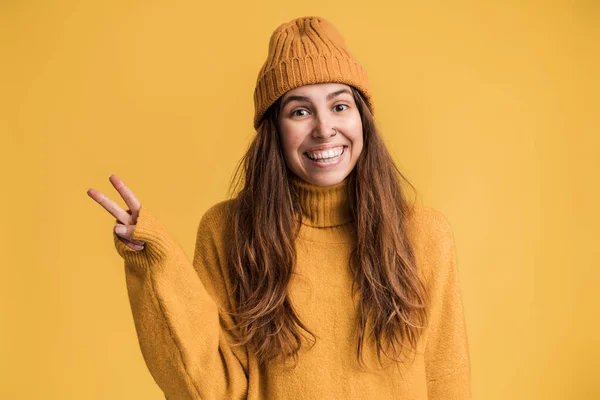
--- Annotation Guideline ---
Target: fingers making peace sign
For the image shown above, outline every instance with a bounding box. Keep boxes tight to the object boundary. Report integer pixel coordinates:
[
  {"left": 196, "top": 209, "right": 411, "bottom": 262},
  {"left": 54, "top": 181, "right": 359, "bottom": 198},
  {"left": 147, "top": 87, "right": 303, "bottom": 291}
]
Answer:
[{"left": 87, "top": 174, "right": 146, "bottom": 251}]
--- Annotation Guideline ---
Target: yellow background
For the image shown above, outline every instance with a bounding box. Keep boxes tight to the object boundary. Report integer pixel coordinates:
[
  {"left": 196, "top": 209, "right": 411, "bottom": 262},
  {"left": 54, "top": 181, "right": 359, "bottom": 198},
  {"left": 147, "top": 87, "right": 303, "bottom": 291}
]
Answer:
[{"left": 1, "top": 1, "right": 598, "bottom": 399}]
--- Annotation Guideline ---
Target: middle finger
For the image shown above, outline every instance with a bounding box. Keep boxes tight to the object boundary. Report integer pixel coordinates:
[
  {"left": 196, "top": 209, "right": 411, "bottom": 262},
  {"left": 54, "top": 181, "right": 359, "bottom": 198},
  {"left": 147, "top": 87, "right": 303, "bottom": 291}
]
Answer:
[{"left": 109, "top": 175, "right": 141, "bottom": 215}]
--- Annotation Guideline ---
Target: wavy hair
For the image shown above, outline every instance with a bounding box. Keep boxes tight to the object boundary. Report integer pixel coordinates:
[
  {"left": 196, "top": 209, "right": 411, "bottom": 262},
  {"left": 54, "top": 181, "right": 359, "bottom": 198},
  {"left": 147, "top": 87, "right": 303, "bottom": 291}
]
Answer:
[{"left": 223, "top": 86, "right": 430, "bottom": 369}]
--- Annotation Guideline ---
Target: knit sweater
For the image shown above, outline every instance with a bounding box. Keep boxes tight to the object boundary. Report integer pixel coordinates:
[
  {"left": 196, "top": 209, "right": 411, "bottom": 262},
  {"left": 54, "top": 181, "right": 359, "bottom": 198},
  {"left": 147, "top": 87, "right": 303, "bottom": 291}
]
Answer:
[{"left": 113, "top": 175, "right": 471, "bottom": 399}]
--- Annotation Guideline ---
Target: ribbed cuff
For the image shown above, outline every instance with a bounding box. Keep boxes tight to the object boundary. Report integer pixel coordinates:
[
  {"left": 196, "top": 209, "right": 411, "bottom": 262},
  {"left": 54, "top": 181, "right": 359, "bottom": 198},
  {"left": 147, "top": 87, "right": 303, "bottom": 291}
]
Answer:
[{"left": 113, "top": 205, "right": 177, "bottom": 270}]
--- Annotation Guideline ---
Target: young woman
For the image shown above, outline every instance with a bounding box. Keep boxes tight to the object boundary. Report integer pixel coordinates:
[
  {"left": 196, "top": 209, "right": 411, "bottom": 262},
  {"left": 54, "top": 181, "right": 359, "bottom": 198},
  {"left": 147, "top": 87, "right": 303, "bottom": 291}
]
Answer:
[{"left": 88, "top": 16, "right": 471, "bottom": 399}]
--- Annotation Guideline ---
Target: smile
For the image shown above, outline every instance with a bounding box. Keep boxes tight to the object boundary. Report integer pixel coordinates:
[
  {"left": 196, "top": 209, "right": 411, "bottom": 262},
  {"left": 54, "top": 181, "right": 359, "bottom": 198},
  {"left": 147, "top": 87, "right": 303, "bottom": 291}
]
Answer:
[{"left": 304, "top": 146, "right": 347, "bottom": 166}]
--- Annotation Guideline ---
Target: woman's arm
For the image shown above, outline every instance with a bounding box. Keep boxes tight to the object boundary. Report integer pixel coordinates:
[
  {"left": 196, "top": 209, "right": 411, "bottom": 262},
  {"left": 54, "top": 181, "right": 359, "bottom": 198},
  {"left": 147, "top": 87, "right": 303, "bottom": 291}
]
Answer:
[
  {"left": 422, "top": 210, "right": 472, "bottom": 399},
  {"left": 114, "top": 204, "right": 248, "bottom": 400}
]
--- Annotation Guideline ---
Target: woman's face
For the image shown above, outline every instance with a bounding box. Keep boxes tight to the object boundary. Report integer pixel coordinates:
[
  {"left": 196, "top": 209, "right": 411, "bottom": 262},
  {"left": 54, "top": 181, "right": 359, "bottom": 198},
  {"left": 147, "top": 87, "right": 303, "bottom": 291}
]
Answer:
[{"left": 277, "top": 83, "right": 363, "bottom": 187}]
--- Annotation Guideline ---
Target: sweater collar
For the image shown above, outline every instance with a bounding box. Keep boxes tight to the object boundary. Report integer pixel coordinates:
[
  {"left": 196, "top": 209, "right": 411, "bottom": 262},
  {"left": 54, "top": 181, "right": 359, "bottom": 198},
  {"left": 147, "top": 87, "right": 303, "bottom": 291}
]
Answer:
[{"left": 290, "top": 174, "right": 354, "bottom": 228}]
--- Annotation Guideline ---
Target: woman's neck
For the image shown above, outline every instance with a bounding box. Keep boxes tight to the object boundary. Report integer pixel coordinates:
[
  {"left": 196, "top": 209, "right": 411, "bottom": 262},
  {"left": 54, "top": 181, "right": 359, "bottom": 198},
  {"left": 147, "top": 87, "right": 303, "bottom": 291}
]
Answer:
[{"left": 289, "top": 174, "right": 353, "bottom": 228}]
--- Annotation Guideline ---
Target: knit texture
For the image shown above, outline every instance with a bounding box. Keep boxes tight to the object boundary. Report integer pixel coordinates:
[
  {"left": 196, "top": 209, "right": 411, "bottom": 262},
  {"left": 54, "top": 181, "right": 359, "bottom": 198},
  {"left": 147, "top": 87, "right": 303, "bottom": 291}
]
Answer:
[
  {"left": 113, "top": 176, "right": 472, "bottom": 399},
  {"left": 253, "top": 16, "right": 374, "bottom": 130}
]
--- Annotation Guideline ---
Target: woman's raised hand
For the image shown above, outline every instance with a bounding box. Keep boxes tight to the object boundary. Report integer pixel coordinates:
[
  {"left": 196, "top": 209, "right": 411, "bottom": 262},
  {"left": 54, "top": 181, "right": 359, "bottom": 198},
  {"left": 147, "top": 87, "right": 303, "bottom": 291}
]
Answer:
[{"left": 87, "top": 174, "right": 146, "bottom": 251}]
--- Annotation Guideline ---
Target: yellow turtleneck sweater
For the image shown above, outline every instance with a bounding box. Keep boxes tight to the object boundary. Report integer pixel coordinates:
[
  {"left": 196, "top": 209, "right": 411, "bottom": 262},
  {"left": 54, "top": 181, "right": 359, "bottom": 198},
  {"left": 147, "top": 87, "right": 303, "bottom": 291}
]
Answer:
[{"left": 113, "top": 176, "right": 471, "bottom": 399}]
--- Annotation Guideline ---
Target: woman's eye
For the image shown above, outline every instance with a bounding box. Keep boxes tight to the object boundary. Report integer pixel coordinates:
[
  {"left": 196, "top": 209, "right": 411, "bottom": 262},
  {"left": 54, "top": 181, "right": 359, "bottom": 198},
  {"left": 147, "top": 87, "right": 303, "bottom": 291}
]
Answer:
[
  {"left": 291, "top": 109, "right": 308, "bottom": 117},
  {"left": 291, "top": 104, "right": 348, "bottom": 117}
]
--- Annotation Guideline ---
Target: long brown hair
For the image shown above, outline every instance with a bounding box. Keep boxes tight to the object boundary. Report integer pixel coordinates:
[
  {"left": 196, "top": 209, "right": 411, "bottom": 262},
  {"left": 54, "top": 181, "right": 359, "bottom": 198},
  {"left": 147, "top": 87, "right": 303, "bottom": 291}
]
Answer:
[{"left": 224, "top": 86, "right": 430, "bottom": 369}]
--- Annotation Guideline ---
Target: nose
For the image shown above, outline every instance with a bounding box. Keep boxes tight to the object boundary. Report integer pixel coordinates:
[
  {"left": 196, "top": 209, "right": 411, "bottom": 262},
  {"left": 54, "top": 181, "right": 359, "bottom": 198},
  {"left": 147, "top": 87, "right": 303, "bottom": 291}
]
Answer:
[{"left": 312, "top": 114, "right": 336, "bottom": 139}]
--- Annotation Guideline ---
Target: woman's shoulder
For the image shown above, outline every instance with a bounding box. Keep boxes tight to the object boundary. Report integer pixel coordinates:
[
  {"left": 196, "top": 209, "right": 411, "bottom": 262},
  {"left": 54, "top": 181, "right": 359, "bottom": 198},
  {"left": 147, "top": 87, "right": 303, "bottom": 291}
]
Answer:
[
  {"left": 192, "top": 199, "right": 236, "bottom": 241},
  {"left": 405, "top": 203, "right": 456, "bottom": 256},
  {"left": 200, "top": 198, "right": 236, "bottom": 225},
  {"left": 407, "top": 203, "right": 454, "bottom": 236}
]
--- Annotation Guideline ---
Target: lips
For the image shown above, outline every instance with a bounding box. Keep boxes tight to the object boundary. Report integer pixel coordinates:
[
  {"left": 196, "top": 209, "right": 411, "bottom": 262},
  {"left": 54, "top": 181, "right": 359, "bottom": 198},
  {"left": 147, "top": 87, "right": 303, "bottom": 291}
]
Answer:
[
  {"left": 304, "top": 145, "right": 347, "bottom": 159},
  {"left": 305, "top": 144, "right": 347, "bottom": 152},
  {"left": 303, "top": 146, "right": 347, "bottom": 167}
]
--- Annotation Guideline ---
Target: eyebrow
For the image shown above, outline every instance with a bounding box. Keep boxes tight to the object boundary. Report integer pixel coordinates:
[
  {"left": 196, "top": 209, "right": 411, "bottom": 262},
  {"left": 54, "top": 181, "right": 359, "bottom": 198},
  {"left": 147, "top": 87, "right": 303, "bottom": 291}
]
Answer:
[{"left": 280, "top": 88, "right": 352, "bottom": 110}]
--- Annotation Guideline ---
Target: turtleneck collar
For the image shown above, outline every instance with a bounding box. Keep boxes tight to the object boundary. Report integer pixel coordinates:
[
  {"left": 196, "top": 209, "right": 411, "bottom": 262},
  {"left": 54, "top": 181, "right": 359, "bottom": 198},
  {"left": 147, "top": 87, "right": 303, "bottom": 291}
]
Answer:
[{"left": 290, "top": 174, "right": 354, "bottom": 228}]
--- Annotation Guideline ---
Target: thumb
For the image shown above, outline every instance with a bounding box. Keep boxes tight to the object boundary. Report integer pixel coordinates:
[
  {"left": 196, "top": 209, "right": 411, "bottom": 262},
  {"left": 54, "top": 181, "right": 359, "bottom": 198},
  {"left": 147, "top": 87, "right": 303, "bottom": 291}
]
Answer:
[{"left": 114, "top": 224, "right": 145, "bottom": 245}]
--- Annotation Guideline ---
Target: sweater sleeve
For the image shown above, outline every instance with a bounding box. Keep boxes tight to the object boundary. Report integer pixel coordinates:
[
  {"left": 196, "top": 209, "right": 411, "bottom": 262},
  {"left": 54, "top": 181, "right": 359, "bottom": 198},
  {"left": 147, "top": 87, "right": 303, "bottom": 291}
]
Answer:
[
  {"left": 113, "top": 204, "right": 248, "bottom": 400},
  {"left": 423, "top": 211, "right": 472, "bottom": 399}
]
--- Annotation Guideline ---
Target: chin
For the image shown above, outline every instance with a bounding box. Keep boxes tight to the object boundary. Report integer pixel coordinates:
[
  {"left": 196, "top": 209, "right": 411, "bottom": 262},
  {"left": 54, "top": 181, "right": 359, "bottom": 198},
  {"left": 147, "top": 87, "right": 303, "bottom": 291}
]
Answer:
[{"left": 302, "top": 172, "right": 349, "bottom": 187}]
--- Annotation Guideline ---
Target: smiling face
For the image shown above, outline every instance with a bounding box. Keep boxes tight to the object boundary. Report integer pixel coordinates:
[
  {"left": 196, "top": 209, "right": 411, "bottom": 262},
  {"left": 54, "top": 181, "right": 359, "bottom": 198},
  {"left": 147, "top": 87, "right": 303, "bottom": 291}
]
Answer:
[{"left": 277, "top": 83, "right": 364, "bottom": 187}]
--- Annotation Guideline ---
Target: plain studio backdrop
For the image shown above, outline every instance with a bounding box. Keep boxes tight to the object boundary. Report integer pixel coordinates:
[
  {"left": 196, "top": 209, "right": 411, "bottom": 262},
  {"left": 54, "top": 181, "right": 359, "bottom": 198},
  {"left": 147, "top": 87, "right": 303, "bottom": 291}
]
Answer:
[{"left": 1, "top": 1, "right": 598, "bottom": 399}]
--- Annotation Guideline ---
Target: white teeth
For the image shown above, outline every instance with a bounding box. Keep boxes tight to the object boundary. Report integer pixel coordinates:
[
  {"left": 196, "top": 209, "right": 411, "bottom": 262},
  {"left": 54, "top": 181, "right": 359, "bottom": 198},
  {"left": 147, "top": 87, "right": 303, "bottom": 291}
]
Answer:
[
  {"left": 306, "top": 147, "right": 345, "bottom": 162},
  {"left": 306, "top": 147, "right": 344, "bottom": 160}
]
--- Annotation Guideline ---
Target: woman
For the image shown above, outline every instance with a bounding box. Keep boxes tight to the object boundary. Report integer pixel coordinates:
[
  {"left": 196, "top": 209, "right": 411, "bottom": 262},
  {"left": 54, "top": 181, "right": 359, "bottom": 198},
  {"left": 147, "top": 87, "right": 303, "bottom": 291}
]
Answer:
[{"left": 88, "top": 16, "right": 471, "bottom": 399}]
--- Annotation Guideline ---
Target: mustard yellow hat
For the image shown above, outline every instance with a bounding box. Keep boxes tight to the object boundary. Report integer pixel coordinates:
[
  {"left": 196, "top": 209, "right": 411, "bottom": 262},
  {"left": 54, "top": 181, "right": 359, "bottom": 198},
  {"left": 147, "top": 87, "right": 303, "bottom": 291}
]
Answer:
[{"left": 253, "top": 16, "right": 374, "bottom": 130}]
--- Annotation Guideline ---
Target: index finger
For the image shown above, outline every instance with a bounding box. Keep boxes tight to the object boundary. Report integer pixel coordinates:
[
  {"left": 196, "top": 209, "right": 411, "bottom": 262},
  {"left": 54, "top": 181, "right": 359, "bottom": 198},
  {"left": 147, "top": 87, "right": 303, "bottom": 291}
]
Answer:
[
  {"left": 109, "top": 174, "right": 141, "bottom": 214},
  {"left": 87, "top": 188, "right": 131, "bottom": 224}
]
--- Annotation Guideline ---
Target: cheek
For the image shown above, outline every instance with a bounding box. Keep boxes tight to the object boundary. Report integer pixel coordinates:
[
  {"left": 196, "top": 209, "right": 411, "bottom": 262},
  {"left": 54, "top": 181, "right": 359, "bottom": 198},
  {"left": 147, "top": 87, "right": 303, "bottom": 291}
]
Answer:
[
  {"left": 352, "top": 136, "right": 364, "bottom": 159},
  {"left": 279, "top": 131, "right": 304, "bottom": 162},
  {"left": 348, "top": 117, "right": 364, "bottom": 150},
  {"left": 280, "top": 127, "right": 304, "bottom": 154}
]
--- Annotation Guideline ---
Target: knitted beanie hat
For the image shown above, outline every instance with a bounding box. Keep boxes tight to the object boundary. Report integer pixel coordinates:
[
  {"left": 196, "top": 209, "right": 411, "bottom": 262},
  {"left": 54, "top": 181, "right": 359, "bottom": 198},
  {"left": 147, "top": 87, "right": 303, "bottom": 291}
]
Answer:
[{"left": 253, "top": 16, "right": 374, "bottom": 130}]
